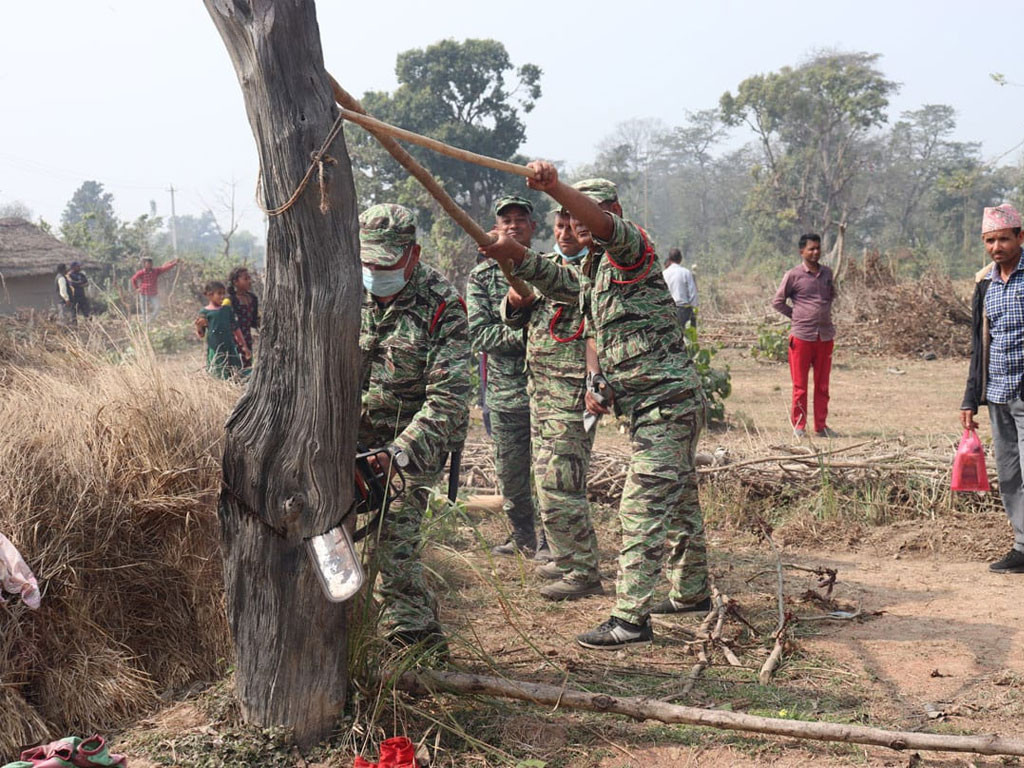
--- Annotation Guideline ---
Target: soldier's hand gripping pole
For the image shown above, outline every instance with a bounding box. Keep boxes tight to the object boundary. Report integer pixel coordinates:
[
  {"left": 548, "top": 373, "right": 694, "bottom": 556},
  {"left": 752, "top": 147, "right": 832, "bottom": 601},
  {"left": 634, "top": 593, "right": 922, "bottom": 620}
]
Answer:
[{"left": 329, "top": 75, "right": 534, "bottom": 300}]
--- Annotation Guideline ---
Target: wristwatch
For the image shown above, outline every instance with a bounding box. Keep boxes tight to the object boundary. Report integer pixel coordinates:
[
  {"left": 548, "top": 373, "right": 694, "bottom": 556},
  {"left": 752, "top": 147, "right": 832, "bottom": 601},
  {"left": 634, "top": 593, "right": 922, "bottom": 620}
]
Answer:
[{"left": 388, "top": 445, "right": 410, "bottom": 469}]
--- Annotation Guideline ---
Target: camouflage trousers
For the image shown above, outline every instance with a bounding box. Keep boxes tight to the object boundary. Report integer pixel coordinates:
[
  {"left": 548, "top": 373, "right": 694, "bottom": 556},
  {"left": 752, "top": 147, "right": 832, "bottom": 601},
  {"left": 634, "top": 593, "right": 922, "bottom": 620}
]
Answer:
[
  {"left": 489, "top": 408, "right": 538, "bottom": 546},
  {"left": 371, "top": 467, "right": 441, "bottom": 635},
  {"left": 612, "top": 397, "right": 709, "bottom": 625},
  {"left": 532, "top": 410, "right": 599, "bottom": 578}
]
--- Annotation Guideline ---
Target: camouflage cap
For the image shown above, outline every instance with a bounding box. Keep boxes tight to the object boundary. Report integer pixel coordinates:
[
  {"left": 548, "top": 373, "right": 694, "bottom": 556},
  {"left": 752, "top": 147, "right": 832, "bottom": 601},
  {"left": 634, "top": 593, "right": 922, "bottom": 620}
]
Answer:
[
  {"left": 359, "top": 203, "right": 417, "bottom": 267},
  {"left": 493, "top": 194, "right": 534, "bottom": 217},
  {"left": 572, "top": 178, "right": 618, "bottom": 204}
]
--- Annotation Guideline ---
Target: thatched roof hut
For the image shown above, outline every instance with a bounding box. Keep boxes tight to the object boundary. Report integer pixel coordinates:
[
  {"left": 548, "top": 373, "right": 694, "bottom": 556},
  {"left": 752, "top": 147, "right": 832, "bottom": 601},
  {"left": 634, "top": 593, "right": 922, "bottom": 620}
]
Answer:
[
  {"left": 0, "top": 217, "right": 86, "bottom": 278},
  {"left": 0, "top": 218, "right": 89, "bottom": 314}
]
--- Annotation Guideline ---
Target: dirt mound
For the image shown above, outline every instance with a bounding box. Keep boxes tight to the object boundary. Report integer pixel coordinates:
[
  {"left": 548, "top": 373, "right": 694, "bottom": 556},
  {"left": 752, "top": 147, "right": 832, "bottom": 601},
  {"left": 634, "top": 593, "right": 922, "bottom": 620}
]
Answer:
[{"left": 0, "top": 332, "right": 234, "bottom": 757}]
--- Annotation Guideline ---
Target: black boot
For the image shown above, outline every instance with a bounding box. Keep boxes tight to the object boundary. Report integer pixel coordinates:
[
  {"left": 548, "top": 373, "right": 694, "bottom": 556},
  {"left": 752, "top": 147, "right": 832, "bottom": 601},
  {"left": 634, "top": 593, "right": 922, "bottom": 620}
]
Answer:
[{"left": 533, "top": 529, "right": 552, "bottom": 562}]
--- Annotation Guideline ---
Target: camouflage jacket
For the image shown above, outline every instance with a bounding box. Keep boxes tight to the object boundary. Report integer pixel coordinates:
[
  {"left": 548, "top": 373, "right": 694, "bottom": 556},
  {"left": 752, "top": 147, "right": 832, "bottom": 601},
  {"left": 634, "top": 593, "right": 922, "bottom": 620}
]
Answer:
[
  {"left": 466, "top": 259, "right": 529, "bottom": 413},
  {"left": 512, "top": 215, "right": 700, "bottom": 416},
  {"left": 501, "top": 252, "right": 587, "bottom": 418},
  {"left": 360, "top": 262, "right": 471, "bottom": 473}
]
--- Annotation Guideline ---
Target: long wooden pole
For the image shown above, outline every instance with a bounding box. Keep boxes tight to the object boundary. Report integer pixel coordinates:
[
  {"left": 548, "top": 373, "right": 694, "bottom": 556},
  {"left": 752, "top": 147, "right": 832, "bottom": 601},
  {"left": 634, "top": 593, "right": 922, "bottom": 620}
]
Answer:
[
  {"left": 339, "top": 108, "right": 535, "bottom": 180},
  {"left": 328, "top": 76, "right": 533, "bottom": 298},
  {"left": 399, "top": 670, "right": 1024, "bottom": 757}
]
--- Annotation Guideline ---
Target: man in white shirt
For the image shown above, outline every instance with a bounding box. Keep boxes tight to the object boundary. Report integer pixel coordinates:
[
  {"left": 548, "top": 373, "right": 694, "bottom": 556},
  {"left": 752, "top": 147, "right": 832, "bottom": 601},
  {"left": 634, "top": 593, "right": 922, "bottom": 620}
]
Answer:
[{"left": 663, "top": 247, "right": 698, "bottom": 327}]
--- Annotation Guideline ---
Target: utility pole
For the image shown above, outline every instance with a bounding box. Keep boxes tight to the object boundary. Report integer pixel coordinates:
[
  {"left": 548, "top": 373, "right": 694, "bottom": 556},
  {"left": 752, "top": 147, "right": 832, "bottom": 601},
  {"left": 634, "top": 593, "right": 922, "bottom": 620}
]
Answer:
[{"left": 167, "top": 184, "right": 178, "bottom": 256}]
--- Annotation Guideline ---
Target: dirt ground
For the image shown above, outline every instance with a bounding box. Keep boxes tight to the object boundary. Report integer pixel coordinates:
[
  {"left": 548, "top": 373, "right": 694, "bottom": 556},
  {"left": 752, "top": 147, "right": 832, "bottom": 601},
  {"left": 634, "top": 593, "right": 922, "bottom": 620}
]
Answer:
[{"left": 117, "top": 346, "right": 1024, "bottom": 767}]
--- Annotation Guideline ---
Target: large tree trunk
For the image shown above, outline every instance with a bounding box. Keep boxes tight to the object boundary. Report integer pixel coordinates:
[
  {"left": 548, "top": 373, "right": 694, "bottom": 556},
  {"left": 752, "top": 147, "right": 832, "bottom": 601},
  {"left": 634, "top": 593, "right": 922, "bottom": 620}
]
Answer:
[{"left": 203, "top": 0, "right": 361, "bottom": 748}]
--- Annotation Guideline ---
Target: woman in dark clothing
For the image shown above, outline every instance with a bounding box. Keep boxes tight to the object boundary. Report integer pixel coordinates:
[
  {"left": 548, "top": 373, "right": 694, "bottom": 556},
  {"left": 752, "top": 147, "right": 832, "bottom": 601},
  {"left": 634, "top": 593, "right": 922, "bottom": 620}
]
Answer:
[{"left": 227, "top": 267, "right": 259, "bottom": 368}]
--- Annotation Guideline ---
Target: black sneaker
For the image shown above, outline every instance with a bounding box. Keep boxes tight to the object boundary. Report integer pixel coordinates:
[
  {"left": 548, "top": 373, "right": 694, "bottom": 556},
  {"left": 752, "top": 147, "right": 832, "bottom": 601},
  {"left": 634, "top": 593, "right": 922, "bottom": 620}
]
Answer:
[
  {"left": 989, "top": 549, "right": 1024, "bottom": 573},
  {"left": 649, "top": 596, "right": 712, "bottom": 615},
  {"left": 576, "top": 616, "right": 653, "bottom": 649}
]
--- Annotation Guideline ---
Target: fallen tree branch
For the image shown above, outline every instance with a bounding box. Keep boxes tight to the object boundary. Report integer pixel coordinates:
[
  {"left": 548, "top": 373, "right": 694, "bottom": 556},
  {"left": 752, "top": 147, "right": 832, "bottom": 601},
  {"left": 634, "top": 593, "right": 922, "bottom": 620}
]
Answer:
[
  {"left": 678, "top": 599, "right": 720, "bottom": 699},
  {"left": 397, "top": 670, "right": 1024, "bottom": 756},
  {"left": 759, "top": 615, "right": 790, "bottom": 686},
  {"left": 757, "top": 520, "right": 790, "bottom": 685}
]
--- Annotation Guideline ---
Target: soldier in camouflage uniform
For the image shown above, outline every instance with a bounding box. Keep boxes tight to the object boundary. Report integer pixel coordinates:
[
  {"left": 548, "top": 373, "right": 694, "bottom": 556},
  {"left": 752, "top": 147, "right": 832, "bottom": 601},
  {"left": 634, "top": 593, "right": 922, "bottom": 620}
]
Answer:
[
  {"left": 501, "top": 208, "right": 602, "bottom": 600},
  {"left": 481, "top": 168, "right": 710, "bottom": 649},
  {"left": 358, "top": 203, "right": 471, "bottom": 649},
  {"left": 466, "top": 196, "right": 545, "bottom": 559}
]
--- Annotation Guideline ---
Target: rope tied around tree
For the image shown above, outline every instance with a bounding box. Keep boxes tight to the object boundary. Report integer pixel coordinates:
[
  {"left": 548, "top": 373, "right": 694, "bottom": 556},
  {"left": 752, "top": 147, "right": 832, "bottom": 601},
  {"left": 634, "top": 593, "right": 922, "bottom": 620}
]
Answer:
[{"left": 256, "top": 108, "right": 346, "bottom": 217}]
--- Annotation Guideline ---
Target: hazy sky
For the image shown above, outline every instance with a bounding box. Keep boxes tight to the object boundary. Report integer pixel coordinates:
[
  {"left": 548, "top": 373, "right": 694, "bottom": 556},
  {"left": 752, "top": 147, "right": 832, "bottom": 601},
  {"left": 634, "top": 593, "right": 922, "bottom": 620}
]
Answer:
[{"left": 2, "top": 0, "right": 1022, "bottom": 234}]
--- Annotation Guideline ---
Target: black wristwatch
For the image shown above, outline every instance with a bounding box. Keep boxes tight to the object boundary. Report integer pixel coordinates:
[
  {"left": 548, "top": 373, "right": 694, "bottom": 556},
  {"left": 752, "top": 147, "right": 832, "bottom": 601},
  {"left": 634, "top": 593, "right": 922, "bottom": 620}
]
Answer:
[{"left": 388, "top": 445, "right": 410, "bottom": 469}]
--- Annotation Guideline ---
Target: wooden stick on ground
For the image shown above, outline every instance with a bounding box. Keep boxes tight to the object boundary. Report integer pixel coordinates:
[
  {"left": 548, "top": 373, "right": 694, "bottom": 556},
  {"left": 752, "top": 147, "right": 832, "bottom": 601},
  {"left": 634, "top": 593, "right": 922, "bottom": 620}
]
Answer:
[
  {"left": 328, "top": 76, "right": 535, "bottom": 299},
  {"left": 758, "top": 522, "right": 789, "bottom": 685},
  {"left": 399, "top": 670, "right": 1024, "bottom": 757}
]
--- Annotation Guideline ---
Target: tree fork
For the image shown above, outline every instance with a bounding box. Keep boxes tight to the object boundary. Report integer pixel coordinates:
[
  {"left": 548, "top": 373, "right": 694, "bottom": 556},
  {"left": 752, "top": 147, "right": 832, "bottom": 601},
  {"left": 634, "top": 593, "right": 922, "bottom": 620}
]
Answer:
[{"left": 203, "top": 0, "right": 361, "bottom": 747}]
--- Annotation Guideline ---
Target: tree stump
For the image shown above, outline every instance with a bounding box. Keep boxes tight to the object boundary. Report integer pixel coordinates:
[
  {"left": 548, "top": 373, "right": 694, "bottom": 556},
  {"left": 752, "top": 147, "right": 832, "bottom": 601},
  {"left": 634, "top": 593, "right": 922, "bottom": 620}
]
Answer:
[{"left": 203, "top": 0, "right": 361, "bottom": 747}]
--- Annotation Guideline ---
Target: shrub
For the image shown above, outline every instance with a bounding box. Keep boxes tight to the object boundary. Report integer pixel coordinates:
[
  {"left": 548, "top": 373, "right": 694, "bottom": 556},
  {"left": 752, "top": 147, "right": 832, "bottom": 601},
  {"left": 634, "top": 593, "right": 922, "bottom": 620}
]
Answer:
[
  {"left": 751, "top": 323, "right": 790, "bottom": 363},
  {"left": 683, "top": 325, "right": 732, "bottom": 423}
]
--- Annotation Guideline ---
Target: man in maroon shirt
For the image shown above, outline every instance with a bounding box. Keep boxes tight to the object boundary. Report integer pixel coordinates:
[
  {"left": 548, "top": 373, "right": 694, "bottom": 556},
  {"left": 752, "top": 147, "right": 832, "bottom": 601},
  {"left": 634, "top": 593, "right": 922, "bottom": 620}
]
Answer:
[{"left": 772, "top": 234, "right": 837, "bottom": 439}]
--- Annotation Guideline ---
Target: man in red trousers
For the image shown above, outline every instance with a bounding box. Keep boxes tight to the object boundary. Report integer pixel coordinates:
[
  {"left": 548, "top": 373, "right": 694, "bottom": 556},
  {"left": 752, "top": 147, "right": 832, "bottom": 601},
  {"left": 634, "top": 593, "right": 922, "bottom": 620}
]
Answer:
[{"left": 772, "top": 234, "right": 837, "bottom": 439}]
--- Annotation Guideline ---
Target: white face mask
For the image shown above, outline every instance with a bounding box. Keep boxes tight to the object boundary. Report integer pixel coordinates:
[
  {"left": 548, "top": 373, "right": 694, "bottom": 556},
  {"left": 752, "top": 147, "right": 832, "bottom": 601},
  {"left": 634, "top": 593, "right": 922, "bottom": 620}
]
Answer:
[
  {"left": 362, "top": 266, "right": 409, "bottom": 297},
  {"left": 555, "top": 243, "right": 589, "bottom": 263}
]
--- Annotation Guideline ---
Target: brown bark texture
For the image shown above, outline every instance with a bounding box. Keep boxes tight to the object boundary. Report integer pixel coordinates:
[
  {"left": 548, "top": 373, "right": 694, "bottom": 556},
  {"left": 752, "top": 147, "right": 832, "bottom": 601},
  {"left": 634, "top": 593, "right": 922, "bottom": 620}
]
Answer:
[
  {"left": 399, "top": 671, "right": 1024, "bottom": 757},
  {"left": 203, "top": 0, "right": 361, "bottom": 748}
]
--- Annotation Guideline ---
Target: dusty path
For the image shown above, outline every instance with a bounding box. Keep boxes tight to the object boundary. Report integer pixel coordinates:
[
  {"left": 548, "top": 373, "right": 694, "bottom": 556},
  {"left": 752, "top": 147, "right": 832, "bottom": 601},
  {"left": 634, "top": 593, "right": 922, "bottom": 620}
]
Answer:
[{"left": 588, "top": 548, "right": 1024, "bottom": 768}]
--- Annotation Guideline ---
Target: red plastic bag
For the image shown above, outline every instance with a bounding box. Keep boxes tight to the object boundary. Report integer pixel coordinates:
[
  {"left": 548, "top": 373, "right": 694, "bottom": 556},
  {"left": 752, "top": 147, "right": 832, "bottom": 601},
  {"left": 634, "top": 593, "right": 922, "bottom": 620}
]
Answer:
[
  {"left": 353, "top": 736, "right": 418, "bottom": 768},
  {"left": 951, "top": 428, "right": 991, "bottom": 492}
]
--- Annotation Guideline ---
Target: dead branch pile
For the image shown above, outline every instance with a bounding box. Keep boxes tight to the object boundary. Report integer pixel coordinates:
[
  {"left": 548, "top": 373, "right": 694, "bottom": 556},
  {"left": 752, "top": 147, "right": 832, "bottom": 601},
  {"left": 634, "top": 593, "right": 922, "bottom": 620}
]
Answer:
[
  {"left": 838, "top": 252, "right": 972, "bottom": 358},
  {"left": 700, "top": 439, "right": 966, "bottom": 494},
  {"left": 0, "top": 334, "right": 233, "bottom": 757},
  {"left": 462, "top": 438, "right": 995, "bottom": 517}
]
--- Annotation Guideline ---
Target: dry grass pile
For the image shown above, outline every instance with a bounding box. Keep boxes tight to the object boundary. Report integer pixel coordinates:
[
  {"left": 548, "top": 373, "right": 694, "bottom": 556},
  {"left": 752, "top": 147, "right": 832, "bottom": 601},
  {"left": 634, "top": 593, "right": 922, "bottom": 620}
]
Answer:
[
  {"left": 838, "top": 252, "right": 972, "bottom": 357},
  {"left": 0, "top": 329, "right": 236, "bottom": 758}
]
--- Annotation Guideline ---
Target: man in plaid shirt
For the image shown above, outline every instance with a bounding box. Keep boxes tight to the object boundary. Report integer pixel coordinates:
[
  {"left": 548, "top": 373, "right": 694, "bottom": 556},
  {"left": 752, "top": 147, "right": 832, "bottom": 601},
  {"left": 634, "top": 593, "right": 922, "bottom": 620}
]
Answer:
[
  {"left": 131, "top": 257, "right": 180, "bottom": 322},
  {"left": 961, "top": 203, "right": 1024, "bottom": 574}
]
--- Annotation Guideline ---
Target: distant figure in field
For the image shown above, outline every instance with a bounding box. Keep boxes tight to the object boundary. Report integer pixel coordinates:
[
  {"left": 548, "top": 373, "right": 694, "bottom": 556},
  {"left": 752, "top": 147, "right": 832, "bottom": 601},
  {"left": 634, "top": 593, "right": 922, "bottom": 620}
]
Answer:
[
  {"left": 772, "top": 234, "right": 837, "bottom": 439},
  {"left": 194, "top": 280, "right": 249, "bottom": 379},
  {"left": 54, "top": 264, "right": 71, "bottom": 322},
  {"left": 66, "top": 261, "right": 90, "bottom": 323},
  {"left": 227, "top": 266, "right": 259, "bottom": 369},
  {"left": 663, "top": 247, "right": 698, "bottom": 328},
  {"left": 130, "top": 256, "right": 180, "bottom": 322},
  {"left": 960, "top": 203, "right": 1024, "bottom": 574}
]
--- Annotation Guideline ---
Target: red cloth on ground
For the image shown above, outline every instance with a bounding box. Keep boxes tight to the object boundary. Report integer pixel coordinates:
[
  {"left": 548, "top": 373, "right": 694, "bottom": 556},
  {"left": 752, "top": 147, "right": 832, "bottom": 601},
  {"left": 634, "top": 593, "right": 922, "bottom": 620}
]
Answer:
[
  {"left": 353, "top": 736, "right": 418, "bottom": 768},
  {"left": 788, "top": 335, "right": 833, "bottom": 432}
]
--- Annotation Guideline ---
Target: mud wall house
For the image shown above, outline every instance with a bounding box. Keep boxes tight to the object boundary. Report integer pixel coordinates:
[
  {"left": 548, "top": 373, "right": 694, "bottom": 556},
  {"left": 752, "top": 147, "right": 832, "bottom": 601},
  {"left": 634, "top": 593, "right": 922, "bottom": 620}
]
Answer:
[{"left": 0, "top": 217, "right": 88, "bottom": 315}]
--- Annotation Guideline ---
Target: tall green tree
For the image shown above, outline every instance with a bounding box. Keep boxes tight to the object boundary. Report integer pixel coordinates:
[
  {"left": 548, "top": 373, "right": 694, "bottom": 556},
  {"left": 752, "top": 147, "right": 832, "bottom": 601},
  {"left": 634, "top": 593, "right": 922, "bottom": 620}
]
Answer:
[
  {"left": 877, "top": 105, "right": 980, "bottom": 248},
  {"left": 60, "top": 180, "right": 122, "bottom": 262},
  {"left": 720, "top": 52, "right": 898, "bottom": 252}
]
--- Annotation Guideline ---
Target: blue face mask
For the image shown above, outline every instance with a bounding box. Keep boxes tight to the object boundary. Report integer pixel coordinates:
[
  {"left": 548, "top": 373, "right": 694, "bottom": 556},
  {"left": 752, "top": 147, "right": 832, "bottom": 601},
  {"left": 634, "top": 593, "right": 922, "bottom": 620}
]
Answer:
[
  {"left": 362, "top": 266, "right": 409, "bottom": 297},
  {"left": 555, "top": 243, "right": 589, "bottom": 263}
]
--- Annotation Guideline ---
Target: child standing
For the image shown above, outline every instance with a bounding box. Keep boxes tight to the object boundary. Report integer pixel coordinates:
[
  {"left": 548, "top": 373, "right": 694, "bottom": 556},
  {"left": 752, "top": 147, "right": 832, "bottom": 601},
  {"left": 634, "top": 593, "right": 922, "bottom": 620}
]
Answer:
[
  {"left": 227, "top": 266, "right": 259, "bottom": 369},
  {"left": 195, "top": 280, "right": 250, "bottom": 379}
]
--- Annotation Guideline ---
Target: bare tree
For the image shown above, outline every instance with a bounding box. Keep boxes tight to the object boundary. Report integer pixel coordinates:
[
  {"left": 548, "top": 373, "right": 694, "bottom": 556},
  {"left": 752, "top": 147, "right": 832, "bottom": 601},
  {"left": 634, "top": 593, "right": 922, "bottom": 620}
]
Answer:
[
  {"left": 202, "top": 179, "right": 242, "bottom": 259},
  {"left": 203, "top": 0, "right": 362, "bottom": 747}
]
